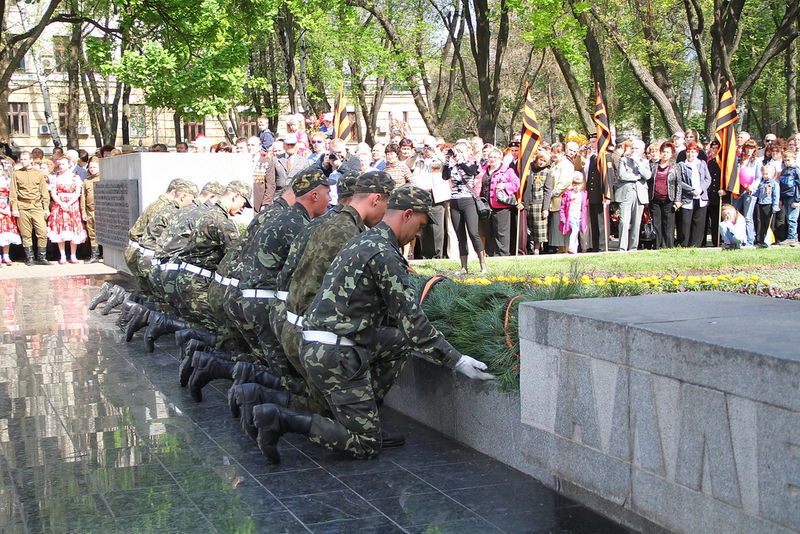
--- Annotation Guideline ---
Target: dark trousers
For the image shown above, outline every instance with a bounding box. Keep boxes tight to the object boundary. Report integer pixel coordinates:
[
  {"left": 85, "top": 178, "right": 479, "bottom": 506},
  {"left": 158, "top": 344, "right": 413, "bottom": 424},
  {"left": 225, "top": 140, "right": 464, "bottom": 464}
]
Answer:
[
  {"left": 705, "top": 203, "right": 720, "bottom": 247},
  {"left": 489, "top": 207, "right": 513, "bottom": 256},
  {"left": 756, "top": 204, "right": 776, "bottom": 245},
  {"left": 418, "top": 202, "right": 446, "bottom": 258},
  {"left": 449, "top": 197, "right": 483, "bottom": 256},
  {"left": 586, "top": 203, "right": 607, "bottom": 251},
  {"left": 679, "top": 201, "right": 707, "bottom": 247},
  {"left": 773, "top": 203, "right": 787, "bottom": 242},
  {"left": 650, "top": 197, "right": 675, "bottom": 249}
]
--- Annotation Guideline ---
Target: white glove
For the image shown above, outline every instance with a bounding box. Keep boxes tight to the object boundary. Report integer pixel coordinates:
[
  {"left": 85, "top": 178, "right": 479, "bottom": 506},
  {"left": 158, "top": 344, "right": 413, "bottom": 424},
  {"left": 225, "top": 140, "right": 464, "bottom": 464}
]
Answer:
[{"left": 455, "top": 355, "right": 495, "bottom": 381}]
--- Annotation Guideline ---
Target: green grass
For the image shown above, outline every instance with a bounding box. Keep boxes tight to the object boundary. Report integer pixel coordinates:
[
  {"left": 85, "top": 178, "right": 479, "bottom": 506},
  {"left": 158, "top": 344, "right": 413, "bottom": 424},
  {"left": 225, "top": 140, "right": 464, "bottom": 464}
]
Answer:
[{"left": 412, "top": 247, "right": 800, "bottom": 289}]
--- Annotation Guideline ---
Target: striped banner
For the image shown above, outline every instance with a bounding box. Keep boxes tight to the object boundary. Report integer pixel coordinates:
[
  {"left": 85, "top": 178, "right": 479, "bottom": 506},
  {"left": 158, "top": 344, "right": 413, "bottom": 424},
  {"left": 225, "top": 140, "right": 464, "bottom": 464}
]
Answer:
[
  {"left": 715, "top": 83, "right": 740, "bottom": 196},
  {"left": 594, "top": 82, "right": 613, "bottom": 200},
  {"left": 516, "top": 82, "right": 543, "bottom": 202},
  {"left": 334, "top": 86, "right": 353, "bottom": 142}
]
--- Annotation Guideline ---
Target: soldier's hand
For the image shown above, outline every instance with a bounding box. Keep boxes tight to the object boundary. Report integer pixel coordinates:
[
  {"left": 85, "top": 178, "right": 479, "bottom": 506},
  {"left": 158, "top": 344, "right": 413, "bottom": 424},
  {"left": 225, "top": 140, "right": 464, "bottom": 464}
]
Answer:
[{"left": 455, "top": 355, "right": 495, "bottom": 380}]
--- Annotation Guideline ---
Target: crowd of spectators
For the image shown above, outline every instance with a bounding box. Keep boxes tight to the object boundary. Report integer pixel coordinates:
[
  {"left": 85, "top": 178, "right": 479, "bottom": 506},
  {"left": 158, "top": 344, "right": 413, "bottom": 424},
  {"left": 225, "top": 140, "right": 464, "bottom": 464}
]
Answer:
[{"left": 3, "top": 117, "right": 799, "bottom": 268}]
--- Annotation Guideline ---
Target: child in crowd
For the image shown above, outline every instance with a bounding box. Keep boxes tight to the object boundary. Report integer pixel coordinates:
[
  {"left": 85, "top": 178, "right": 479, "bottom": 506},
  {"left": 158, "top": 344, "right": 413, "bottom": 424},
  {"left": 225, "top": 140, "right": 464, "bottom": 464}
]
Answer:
[
  {"left": 559, "top": 171, "right": 588, "bottom": 254},
  {"left": 719, "top": 204, "right": 746, "bottom": 249},
  {"left": 779, "top": 149, "right": 800, "bottom": 245},
  {"left": 754, "top": 164, "right": 780, "bottom": 247}
]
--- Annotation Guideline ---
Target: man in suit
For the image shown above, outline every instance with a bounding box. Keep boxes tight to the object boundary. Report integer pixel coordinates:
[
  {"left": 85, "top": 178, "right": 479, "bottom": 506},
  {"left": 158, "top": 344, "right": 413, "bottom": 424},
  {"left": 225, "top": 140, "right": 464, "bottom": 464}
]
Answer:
[{"left": 614, "top": 139, "right": 651, "bottom": 252}]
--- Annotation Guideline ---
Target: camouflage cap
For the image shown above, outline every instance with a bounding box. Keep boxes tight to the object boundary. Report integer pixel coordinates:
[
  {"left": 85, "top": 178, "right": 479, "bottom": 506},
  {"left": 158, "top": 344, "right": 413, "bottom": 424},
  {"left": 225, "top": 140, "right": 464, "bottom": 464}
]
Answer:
[
  {"left": 173, "top": 179, "right": 199, "bottom": 195},
  {"left": 225, "top": 179, "right": 253, "bottom": 208},
  {"left": 201, "top": 180, "right": 225, "bottom": 195},
  {"left": 387, "top": 185, "right": 436, "bottom": 224},
  {"left": 337, "top": 172, "right": 360, "bottom": 199},
  {"left": 353, "top": 170, "right": 395, "bottom": 196},
  {"left": 167, "top": 178, "right": 185, "bottom": 192},
  {"left": 292, "top": 166, "right": 336, "bottom": 197}
]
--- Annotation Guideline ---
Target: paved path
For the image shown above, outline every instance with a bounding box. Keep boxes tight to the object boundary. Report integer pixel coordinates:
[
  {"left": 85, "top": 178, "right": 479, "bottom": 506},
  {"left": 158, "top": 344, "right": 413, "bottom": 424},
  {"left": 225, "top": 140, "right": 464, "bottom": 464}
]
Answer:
[{"left": 0, "top": 274, "right": 629, "bottom": 533}]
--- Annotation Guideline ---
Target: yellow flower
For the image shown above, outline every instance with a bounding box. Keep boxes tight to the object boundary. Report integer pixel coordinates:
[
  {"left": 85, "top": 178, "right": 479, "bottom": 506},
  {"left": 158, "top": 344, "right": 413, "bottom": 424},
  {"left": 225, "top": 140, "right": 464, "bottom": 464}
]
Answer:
[
  {"left": 701, "top": 276, "right": 712, "bottom": 282},
  {"left": 711, "top": 280, "right": 719, "bottom": 286},
  {"left": 762, "top": 279, "right": 771, "bottom": 285},
  {"left": 663, "top": 275, "right": 672, "bottom": 281},
  {"left": 675, "top": 276, "right": 686, "bottom": 282},
  {"left": 596, "top": 281, "right": 605, "bottom": 286},
  {"left": 594, "top": 277, "right": 605, "bottom": 283}
]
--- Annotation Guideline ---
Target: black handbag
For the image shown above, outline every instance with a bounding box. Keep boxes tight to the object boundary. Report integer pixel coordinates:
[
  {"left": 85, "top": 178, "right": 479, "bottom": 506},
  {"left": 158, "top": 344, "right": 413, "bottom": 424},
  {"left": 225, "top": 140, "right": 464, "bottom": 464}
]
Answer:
[
  {"left": 474, "top": 195, "right": 491, "bottom": 219},
  {"left": 495, "top": 186, "right": 517, "bottom": 207}
]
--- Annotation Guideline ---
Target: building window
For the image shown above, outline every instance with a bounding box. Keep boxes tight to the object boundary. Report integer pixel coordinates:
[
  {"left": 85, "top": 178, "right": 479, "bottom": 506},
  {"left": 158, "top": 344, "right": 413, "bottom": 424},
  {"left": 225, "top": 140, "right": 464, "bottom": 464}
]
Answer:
[
  {"left": 240, "top": 116, "right": 258, "bottom": 138},
  {"left": 183, "top": 119, "right": 205, "bottom": 142},
  {"left": 8, "top": 36, "right": 25, "bottom": 71},
  {"left": 53, "top": 36, "right": 69, "bottom": 73},
  {"left": 7, "top": 103, "right": 30, "bottom": 136},
  {"left": 58, "top": 103, "right": 69, "bottom": 132},
  {"left": 129, "top": 105, "right": 147, "bottom": 137}
]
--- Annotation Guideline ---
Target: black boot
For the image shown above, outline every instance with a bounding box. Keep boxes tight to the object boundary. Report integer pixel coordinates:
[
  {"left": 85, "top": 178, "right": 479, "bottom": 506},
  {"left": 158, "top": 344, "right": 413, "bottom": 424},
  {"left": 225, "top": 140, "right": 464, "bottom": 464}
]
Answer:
[
  {"left": 24, "top": 247, "right": 34, "bottom": 266},
  {"left": 187, "top": 351, "right": 235, "bottom": 402},
  {"left": 116, "top": 299, "right": 136, "bottom": 330},
  {"left": 381, "top": 431, "right": 406, "bottom": 448},
  {"left": 175, "top": 328, "right": 217, "bottom": 348},
  {"left": 35, "top": 247, "right": 50, "bottom": 265},
  {"left": 86, "top": 247, "right": 101, "bottom": 264},
  {"left": 89, "top": 282, "right": 113, "bottom": 310},
  {"left": 179, "top": 340, "right": 210, "bottom": 386},
  {"left": 144, "top": 312, "right": 188, "bottom": 353},
  {"left": 231, "top": 361, "right": 282, "bottom": 390},
  {"left": 124, "top": 304, "right": 151, "bottom": 342},
  {"left": 101, "top": 286, "right": 128, "bottom": 315},
  {"left": 253, "top": 404, "right": 313, "bottom": 463},
  {"left": 230, "top": 383, "right": 290, "bottom": 439}
]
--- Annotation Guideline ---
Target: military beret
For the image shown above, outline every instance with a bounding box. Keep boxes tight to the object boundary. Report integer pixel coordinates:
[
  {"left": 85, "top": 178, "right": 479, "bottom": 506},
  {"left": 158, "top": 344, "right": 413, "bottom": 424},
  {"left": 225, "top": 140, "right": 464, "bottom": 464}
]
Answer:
[
  {"left": 353, "top": 170, "right": 395, "bottom": 196},
  {"left": 226, "top": 180, "right": 253, "bottom": 208},
  {"left": 337, "top": 172, "right": 359, "bottom": 199},
  {"left": 173, "top": 179, "right": 199, "bottom": 195},
  {"left": 201, "top": 181, "right": 225, "bottom": 195},
  {"left": 292, "top": 167, "right": 336, "bottom": 197},
  {"left": 387, "top": 185, "right": 436, "bottom": 224}
]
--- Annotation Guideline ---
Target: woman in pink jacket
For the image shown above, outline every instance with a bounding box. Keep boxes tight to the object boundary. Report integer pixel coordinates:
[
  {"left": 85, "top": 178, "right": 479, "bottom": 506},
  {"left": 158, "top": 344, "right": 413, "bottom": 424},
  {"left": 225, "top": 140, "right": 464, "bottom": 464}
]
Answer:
[{"left": 476, "top": 148, "right": 520, "bottom": 256}]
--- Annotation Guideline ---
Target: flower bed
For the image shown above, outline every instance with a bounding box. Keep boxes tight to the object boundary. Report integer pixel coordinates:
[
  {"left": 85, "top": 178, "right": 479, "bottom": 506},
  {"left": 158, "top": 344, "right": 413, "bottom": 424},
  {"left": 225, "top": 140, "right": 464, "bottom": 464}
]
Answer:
[{"left": 415, "top": 273, "right": 790, "bottom": 390}]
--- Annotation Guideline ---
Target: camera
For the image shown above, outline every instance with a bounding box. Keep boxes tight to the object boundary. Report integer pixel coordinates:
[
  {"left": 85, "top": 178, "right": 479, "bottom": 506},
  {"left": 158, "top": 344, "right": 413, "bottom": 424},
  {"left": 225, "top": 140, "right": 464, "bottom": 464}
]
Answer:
[
  {"left": 328, "top": 153, "right": 338, "bottom": 162},
  {"left": 445, "top": 149, "right": 455, "bottom": 158}
]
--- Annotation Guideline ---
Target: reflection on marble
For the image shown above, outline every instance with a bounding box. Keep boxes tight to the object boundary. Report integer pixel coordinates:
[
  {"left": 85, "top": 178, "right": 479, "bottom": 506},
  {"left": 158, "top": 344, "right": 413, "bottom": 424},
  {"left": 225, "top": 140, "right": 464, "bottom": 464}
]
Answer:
[{"left": 0, "top": 275, "right": 630, "bottom": 533}]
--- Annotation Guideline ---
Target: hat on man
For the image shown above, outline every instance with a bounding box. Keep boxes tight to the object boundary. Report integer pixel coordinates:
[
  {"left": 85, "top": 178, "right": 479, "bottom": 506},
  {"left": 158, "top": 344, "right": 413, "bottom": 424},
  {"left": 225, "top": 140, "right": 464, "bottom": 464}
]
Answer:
[
  {"left": 337, "top": 172, "right": 360, "bottom": 199},
  {"left": 174, "top": 179, "right": 199, "bottom": 195},
  {"left": 387, "top": 185, "right": 436, "bottom": 224},
  {"left": 167, "top": 178, "right": 186, "bottom": 191},
  {"left": 225, "top": 180, "right": 253, "bottom": 208},
  {"left": 202, "top": 181, "right": 225, "bottom": 195},
  {"left": 292, "top": 167, "right": 336, "bottom": 197},
  {"left": 284, "top": 133, "right": 298, "bottom": 145},
  {"left": 323, "top": 112, "right": 334, "bottom": 122},
  {"left": 353, "top": 171, "right": 395, "bottom": 196},
  {"left": 672, "top": 131, "right": 685, "bottom": 139}
]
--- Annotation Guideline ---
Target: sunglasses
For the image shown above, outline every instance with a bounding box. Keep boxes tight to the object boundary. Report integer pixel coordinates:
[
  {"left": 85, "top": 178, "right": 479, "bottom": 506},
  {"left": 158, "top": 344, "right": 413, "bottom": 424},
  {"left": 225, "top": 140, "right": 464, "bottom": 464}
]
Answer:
[{"left": 312, "top": 140, "right": 324, "bottom": 144}]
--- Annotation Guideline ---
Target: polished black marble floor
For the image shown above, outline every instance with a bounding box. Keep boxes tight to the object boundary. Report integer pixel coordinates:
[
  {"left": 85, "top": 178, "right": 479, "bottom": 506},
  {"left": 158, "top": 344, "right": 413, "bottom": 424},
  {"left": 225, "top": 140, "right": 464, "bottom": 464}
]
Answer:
[{"left": 0, "top": 275, "right": 630, "bottom": 534}]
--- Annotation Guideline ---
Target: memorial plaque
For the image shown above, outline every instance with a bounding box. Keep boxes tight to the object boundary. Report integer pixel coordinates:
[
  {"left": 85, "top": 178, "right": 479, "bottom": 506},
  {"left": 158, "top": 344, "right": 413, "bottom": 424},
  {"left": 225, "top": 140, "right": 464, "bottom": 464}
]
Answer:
[{"left": 95, "top": 180, "right": 139, "bottom": 249}]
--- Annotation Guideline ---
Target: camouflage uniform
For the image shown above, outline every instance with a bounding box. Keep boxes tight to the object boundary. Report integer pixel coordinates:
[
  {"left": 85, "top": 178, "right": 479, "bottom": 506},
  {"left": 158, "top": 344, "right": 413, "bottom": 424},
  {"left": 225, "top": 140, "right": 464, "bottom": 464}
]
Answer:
[
  {"left": 124, "top": 193, "right": 171, "bottom": 281},
  {"left": 221, "top": 196, "right": 291, "bottom": 358},
  {"left": 300, "top": 187, "right": 460, "bottom": 459},
  {"left": 152, "top": 198, "right": 215, "bottom": 312},
  {"left": 172, "top": 184, "right": 249, "bottom": 333},
  {"left": 237, "top": 168, "right": 333, "bottom": 375}
]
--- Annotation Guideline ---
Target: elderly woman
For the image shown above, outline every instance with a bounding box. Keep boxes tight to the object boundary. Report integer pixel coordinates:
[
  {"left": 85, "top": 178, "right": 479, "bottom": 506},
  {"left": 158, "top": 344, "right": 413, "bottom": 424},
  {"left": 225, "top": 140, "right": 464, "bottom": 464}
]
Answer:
[
  {"left": 543, "top": 143, "right": 574, "bottom": 252},
  {"left": 614, "top": 139, "right": 651, "bottom": 252},
  {"left": 477, "top": 147, "right": 520, "bottom": 256},
  {"left": 648, "top": 142, "right": 680, "bottom": 248},
  {"left": 522, "top": 148, "right": 552, "bottom": 255}
]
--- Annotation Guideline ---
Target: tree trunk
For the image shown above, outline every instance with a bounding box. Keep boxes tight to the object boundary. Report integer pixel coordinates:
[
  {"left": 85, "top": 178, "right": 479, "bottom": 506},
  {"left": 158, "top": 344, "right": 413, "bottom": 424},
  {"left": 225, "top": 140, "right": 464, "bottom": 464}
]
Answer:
[
  {"left": 786, "top": 28, "right": 798, "bottom": 136},
  {"left": 267, "top": 37, "right": 280, "bottom": 131},
  {"left": 121, "top": 85, "right": 131, "bottom": 145},
  {"left": 550, "top": 47, "right": 594, "bottom": 134},
  {"left": 28, "top": 50, "right": 63, "bottom": 148},
  {"left": 80, "top": 69, "right": 103, "bottom": 148},
  {"left": 277, "top": 8, "right": 298, "bottom": 114},
  {"left": 66, "top": 21, "right": 81, "bottom": 149},
  {"left": 547, "top": 78, "right": 556, "bottom": 142},
  {"left": 0, "top": 87, "right": 8, "bottom": 141},
  {"left": 173, "top": 112, "right": 181, "bottom": 145}
]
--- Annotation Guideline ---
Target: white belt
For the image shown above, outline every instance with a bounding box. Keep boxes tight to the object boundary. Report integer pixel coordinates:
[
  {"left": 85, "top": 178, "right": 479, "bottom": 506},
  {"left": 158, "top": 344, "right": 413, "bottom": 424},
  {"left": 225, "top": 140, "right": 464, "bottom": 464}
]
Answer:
[
  {"left": 160, "top": 262, "right": 181, "bottom": 271},
  {"left": 141, "top": 248, "right": 155, "bottom": 257},
  {"left": 213, "top": 274, "right": 240, "bottom": 288},
  {"left": 276, "top": 291, "right": 288, "bottom": 301},
  {"left": 241, "top": 289, "right": 276, "bottom": 299},
  {"left": 286, "top": 311, "right": 304, "bottom": 327},
  {"left": 183, "top": 263, "right": 213, "bottom": 278},
  {"left": 302, "top": 330, "right": 355, "bottom": 346},
  {"left": 128, "top": 240, "right": 140, "bottom": 249}
]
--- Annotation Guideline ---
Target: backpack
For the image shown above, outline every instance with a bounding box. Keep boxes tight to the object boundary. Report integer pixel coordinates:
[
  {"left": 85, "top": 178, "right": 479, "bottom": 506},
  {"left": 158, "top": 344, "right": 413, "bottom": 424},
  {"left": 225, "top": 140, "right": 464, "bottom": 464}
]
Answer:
[{"left": 779, "top": 167, "right": 799, "bottom": 197}]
